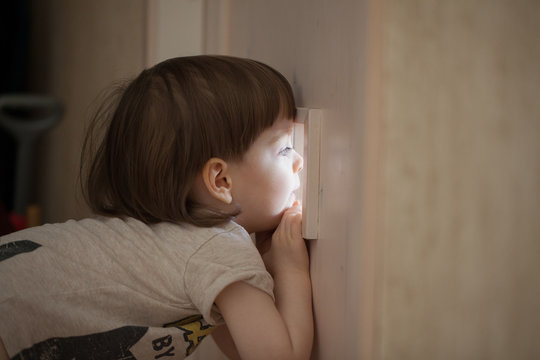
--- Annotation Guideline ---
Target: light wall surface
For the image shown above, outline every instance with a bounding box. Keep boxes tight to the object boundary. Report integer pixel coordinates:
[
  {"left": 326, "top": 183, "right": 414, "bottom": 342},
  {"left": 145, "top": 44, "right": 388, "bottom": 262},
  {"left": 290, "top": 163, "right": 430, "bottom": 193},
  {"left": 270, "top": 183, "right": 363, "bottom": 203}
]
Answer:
[
  {"left": 146, "top": 0, "right": 203, "bottom": 66},
  {"left": 380, "top": 0, "right": 540, "bottom": 358}
]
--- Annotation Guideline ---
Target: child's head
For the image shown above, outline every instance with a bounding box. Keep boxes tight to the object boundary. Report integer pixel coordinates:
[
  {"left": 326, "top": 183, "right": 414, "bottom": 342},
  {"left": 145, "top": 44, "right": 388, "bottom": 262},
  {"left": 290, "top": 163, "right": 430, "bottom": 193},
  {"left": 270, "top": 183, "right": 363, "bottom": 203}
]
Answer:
[{"left": 82, "top": 55, "right": 299, "bottom": 230}]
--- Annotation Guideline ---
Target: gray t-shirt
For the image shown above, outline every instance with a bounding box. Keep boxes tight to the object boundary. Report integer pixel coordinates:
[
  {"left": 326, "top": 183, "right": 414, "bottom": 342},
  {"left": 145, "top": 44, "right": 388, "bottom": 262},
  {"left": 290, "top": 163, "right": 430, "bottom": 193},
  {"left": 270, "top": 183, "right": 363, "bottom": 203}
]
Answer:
[{"left": 0, "top": 217, "right": 273, "bottom": 359}]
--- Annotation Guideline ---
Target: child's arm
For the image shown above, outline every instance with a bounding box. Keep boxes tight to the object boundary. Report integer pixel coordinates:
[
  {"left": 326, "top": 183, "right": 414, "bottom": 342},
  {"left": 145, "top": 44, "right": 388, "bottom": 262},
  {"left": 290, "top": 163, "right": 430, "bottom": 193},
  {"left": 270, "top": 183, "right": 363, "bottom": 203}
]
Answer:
[
  {"left": 215, "top": 203, "right": 313, "bottom": 360},
  {"left": 211, "top": 325, "right": 241, "bottom": 360}
]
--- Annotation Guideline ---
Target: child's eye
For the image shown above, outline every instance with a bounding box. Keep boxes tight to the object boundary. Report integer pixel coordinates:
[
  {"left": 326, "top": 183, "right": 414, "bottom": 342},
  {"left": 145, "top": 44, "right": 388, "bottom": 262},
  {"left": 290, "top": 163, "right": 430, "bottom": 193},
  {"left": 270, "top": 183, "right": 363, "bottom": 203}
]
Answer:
[{"left": 279, "top": 147, "right": 293, "bottom": 156}]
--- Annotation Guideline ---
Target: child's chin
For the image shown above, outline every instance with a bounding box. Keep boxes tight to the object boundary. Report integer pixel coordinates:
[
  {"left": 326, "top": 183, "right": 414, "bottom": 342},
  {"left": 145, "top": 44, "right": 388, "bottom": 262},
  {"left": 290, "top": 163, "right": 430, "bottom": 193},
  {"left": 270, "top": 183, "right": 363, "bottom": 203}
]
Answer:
[
  {"left": 268, "top": 211, "right": 287, "bottom": 230},
  {"left": 258, "top": 204, "right": 295, "bottom": 232}
]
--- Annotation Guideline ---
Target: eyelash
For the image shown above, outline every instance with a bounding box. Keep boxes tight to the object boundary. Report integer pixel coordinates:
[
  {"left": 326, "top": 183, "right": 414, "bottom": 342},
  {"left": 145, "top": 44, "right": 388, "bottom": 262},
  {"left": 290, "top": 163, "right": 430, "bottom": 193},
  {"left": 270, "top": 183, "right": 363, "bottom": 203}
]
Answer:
[{"left": 279, "top": 147, "right": 293, "bottom": 156}]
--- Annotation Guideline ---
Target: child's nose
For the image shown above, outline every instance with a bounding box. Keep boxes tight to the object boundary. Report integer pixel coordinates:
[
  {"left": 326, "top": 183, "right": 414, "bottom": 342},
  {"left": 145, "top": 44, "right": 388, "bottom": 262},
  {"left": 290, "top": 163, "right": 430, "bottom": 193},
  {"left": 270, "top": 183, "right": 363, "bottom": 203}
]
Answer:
[{"left": 294, "top": 150, "right": 303, "bottom": 173}]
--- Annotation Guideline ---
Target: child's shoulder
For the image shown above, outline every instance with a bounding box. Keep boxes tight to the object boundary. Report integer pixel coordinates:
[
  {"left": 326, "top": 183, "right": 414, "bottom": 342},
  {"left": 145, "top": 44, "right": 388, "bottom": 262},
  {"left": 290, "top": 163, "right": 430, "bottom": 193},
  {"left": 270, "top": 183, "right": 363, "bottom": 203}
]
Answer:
[
  {"left": 0, "top": 217, "right": 251, "bottom": 257},
  {"left": 0, "top": 216, "right": 149, "bottom": 247}
]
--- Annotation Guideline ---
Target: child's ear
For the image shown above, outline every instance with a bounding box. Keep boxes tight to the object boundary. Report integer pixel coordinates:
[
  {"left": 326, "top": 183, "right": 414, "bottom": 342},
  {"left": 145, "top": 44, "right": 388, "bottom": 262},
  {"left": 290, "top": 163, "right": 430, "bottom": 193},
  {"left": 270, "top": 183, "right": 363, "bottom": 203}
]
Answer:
[{"left": 202, "top": 158, "right": 233, "bottom": 204}]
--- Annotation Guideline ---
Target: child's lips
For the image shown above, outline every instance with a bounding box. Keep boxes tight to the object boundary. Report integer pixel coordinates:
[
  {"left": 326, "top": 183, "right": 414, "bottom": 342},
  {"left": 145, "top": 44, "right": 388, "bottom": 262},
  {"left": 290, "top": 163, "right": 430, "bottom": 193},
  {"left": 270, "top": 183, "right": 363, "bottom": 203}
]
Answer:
[{"left": 288, "top": 192, "right": 297, "bottom": 206}]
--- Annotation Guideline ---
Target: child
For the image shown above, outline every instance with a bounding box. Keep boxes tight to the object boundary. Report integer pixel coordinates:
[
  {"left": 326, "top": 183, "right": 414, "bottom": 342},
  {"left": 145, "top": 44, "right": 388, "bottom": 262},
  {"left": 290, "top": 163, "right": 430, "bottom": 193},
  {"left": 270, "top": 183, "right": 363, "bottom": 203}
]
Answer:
[{"left": 0, "top": 56, "right": 312, "bottom": 360}]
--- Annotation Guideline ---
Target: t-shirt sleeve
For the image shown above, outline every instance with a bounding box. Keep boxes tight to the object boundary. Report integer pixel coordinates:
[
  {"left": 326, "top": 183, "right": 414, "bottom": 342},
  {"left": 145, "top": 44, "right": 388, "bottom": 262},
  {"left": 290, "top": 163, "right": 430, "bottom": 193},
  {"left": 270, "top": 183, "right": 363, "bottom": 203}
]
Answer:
[{"left": 183, "top": 227, "right": 274, "bottom": 325}]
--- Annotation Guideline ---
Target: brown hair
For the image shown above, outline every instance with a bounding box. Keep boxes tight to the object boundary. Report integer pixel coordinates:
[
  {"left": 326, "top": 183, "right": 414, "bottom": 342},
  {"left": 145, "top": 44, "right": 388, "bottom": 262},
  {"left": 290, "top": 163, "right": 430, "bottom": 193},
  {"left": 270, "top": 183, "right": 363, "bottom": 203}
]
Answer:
[{"left": 81, "top": 55, "right": 296, "bottom": 227}]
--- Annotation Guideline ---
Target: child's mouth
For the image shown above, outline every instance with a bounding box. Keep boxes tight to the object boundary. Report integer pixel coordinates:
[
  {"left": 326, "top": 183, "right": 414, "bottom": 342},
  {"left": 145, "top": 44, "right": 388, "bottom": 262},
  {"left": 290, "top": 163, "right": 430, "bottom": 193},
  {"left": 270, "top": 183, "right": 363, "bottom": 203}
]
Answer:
[{"left": 288, "top": 192, "right": 296, "bottom": 206}]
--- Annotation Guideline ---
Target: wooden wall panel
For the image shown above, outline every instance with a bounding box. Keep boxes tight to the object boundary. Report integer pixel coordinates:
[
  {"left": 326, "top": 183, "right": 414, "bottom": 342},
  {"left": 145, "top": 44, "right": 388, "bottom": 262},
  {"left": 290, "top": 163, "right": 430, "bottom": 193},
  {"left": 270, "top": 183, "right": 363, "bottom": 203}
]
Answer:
[{"left": 380, "top": 1, "right": 540, "bottom": 358}]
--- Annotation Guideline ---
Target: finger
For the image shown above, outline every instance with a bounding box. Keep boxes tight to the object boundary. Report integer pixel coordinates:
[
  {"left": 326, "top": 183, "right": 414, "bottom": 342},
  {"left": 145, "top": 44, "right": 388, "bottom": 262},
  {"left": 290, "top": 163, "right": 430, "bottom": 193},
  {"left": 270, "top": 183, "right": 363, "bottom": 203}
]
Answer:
[
  {"left": 289, "top": 213, "right": 302, "bottom": 238},
  {"left": 275, "top": 212, "right": 302, "bottom": 243},
  {"left": 284, "top": 204, "right": 302, "bottom": 218}
]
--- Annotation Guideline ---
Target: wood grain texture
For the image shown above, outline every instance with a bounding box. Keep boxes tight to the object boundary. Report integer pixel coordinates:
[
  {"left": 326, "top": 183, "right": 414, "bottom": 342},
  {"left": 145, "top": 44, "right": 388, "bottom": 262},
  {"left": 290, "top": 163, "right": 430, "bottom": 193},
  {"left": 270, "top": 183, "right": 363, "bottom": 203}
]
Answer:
[{"left": 380, "top": 1, "right": 540, "bottom": 358}]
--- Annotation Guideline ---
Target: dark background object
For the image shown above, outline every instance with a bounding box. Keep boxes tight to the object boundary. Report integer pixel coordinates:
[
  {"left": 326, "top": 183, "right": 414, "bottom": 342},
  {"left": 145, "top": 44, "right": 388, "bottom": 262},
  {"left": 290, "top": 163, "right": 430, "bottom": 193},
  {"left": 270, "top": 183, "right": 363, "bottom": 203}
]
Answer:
[{"left": 1, "top": 0, "right": 30, "bottom": 215}]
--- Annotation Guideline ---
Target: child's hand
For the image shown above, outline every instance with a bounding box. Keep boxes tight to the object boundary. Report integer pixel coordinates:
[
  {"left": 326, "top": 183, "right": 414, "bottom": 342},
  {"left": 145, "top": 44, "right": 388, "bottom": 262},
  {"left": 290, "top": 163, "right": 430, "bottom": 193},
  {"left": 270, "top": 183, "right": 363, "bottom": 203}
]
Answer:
[{"left": 256, "top": 201, "right": 309, "bottom": 277}]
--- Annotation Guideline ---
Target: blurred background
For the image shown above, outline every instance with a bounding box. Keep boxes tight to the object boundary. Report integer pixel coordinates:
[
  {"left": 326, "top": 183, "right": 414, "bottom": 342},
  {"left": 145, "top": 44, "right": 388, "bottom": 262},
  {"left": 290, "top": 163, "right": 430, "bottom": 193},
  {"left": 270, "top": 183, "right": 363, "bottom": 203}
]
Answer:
[
  {"left": 1, "top": 0, "right": 539, "bottom": 359},
  {"left": 1, "top": 1, "right": 146, "bottom": 229}
]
